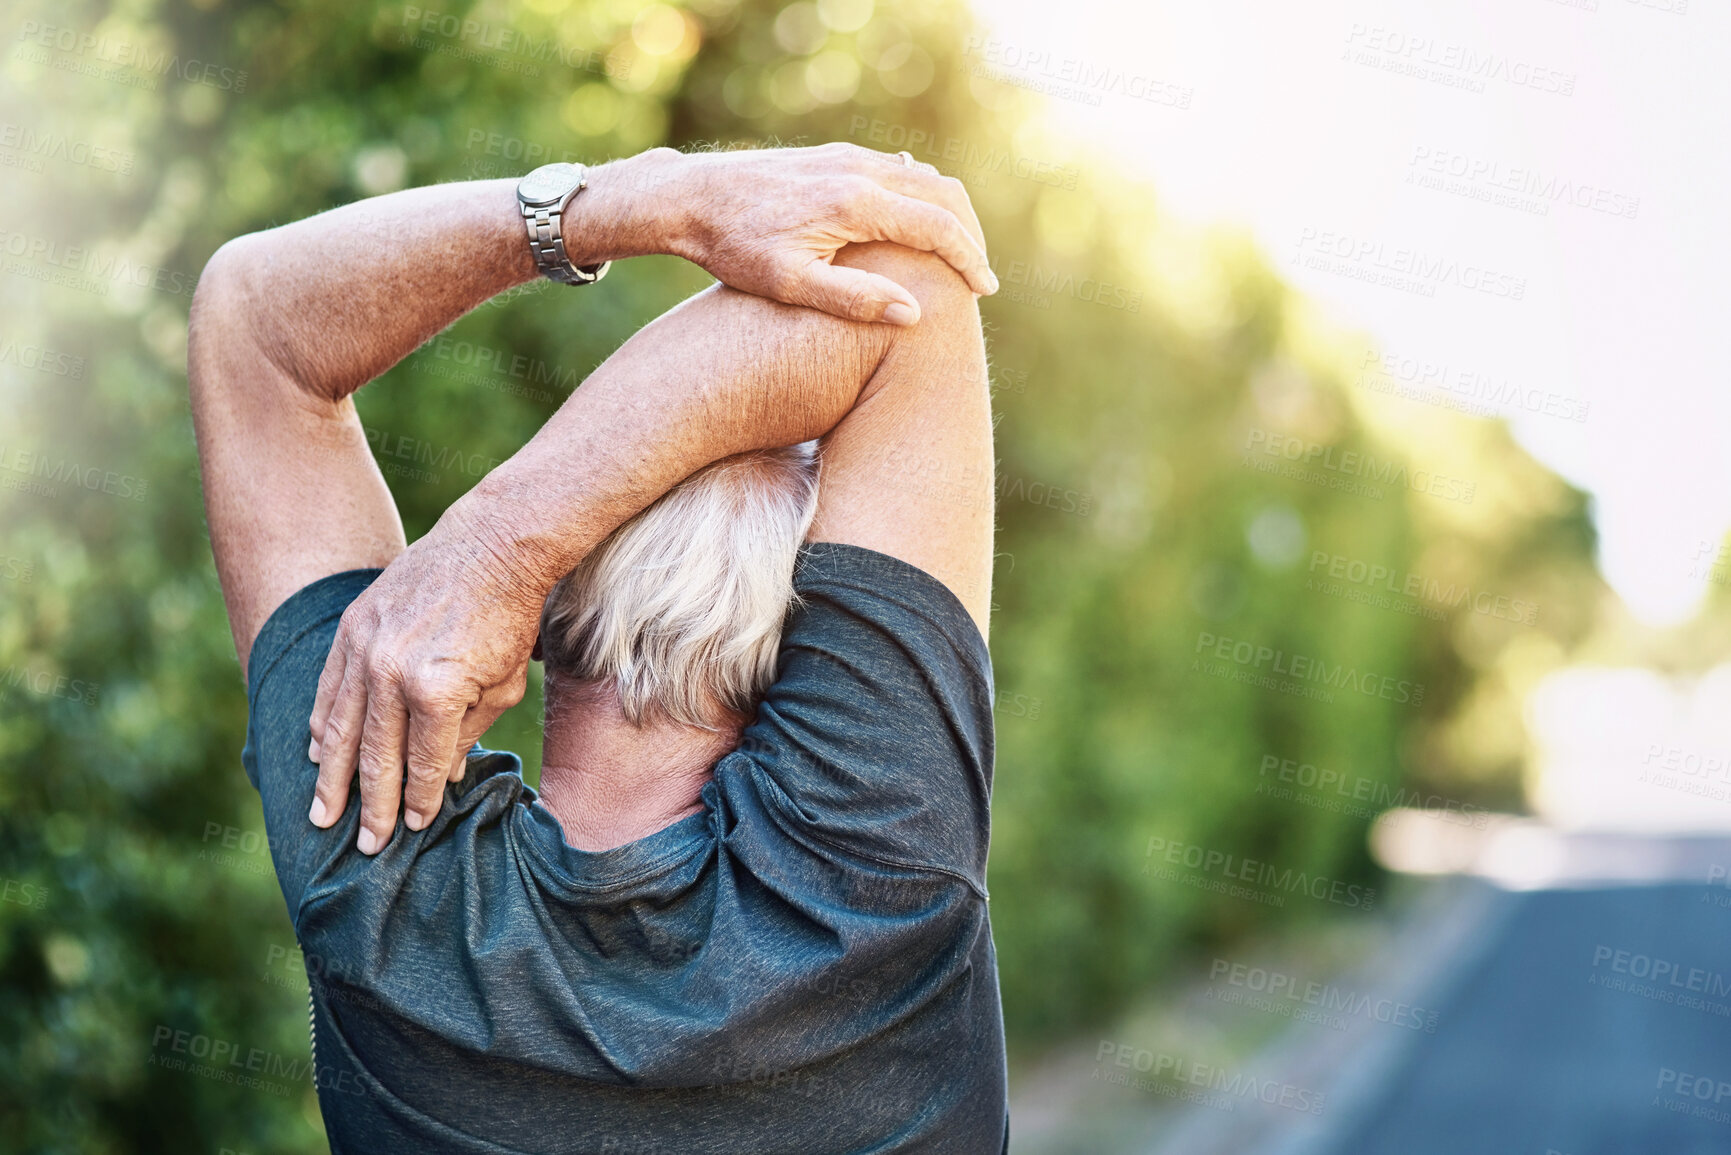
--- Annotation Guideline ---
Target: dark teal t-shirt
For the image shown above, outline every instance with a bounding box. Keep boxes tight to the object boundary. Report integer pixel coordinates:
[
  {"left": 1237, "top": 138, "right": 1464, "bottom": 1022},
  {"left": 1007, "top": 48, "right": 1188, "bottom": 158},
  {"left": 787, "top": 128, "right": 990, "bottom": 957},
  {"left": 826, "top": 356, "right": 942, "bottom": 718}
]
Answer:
[{"left": 241, "top": 542, "right": 1008, "bottom": 1152}]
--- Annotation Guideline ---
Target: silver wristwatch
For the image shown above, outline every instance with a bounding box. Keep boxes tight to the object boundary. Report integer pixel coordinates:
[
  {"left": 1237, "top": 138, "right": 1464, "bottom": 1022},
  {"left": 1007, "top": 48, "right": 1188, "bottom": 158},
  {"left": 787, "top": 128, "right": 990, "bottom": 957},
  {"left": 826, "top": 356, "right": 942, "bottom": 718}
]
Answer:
[{"left": 517, "top": 162, "right": 611, "bottom": 286}]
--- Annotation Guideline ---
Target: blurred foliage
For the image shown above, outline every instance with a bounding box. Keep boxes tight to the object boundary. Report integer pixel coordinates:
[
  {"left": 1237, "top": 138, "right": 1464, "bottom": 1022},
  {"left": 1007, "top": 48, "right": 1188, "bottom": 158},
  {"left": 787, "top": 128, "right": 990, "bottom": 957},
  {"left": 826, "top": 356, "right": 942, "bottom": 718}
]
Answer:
[{"left": 0, "top": 0, "right": 1601, "bottom": 1146}]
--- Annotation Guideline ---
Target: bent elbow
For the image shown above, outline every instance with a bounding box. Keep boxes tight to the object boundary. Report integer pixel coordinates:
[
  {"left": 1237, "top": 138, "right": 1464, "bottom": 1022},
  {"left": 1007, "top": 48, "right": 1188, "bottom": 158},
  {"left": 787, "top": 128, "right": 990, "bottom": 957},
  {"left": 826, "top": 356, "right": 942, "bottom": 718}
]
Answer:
[
  {"left": 188, "top": 234, "right": 334, "bottom": 406},
  {"left": 187, "top": 235, "right": 259, "bottom": 396},
  {"left": 191, "top": 235, "right": 256, "bottom": 332}
]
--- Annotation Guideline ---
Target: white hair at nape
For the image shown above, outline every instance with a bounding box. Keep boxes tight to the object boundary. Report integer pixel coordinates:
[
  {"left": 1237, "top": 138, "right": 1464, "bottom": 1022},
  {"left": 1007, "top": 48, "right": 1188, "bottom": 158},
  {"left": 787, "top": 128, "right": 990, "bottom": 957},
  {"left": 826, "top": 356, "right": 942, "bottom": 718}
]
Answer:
[{"left": 537, "top": 441, "right": 821, "bottom": 731}]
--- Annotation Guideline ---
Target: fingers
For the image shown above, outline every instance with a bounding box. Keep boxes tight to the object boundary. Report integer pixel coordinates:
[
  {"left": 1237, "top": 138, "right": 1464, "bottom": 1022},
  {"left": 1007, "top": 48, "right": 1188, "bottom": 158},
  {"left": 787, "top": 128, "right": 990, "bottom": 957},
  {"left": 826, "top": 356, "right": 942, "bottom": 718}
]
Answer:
[
  {"left": 399, "top": 659, "right": 505, "bottom": 830},
  {"left": 444, "top": 671, "right": 529, "bottom": 782},
  {"left": 854, "top": 187, "right": 998, "bottom": 298},
  {"left": 798, "top": 262, "right": 924, "bottom": 326},
  {"left": 448, "top": 734, "right": 475, "bottom": 783},
  {"left": 828, "top": 142, "right": 993, "bottom": 279},
  {"left": 311, "top": 638, "right": 530, "bottom": 847},
  {"left": 308, "top": 632, "right": 351, "bottom": 762},
  {"left": 443, "top": 691, "right": 510, "bottom": 783},
  {"left": 864, "top": 154, "right": 991, "bottom": 255},
  {"left": 309, "top": 658, "right": 368, "bottom": 829},
  {"left": 402, "top": 700, "right": 465, "bottom": 833},
  {"left": 354, "top": 682, "right": 411, "bottom": 855}
]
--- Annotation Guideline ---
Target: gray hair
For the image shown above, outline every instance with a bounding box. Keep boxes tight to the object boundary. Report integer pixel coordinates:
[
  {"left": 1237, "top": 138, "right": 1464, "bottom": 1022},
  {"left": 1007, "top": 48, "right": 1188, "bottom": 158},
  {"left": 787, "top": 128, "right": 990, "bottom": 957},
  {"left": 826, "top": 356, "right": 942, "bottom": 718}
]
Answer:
[{"left": 538, "top": 442, "right": 821, "bottom": 730}]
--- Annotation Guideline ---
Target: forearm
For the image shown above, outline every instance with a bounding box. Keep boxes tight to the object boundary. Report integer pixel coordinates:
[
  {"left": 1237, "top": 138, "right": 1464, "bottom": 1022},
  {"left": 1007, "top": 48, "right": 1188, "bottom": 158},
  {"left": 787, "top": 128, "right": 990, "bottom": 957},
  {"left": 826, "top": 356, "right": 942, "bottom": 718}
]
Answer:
[
  {"left": 442, "top": 275, "right": 895, "bottom": 603},
  {"left": 211, "top": 149, "right": 689, "bottom": 403}
]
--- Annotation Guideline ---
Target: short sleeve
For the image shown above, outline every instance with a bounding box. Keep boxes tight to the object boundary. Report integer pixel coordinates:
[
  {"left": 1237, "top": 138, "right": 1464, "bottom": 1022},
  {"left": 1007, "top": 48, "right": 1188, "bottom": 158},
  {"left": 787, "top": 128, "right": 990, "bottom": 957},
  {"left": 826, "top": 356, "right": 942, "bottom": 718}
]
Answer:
[
  {"left": 720, "top": 542, "right": 996, "bottom": 889},
  {"left": 240, "top": 568, "right": 386, "bottom": 920}
]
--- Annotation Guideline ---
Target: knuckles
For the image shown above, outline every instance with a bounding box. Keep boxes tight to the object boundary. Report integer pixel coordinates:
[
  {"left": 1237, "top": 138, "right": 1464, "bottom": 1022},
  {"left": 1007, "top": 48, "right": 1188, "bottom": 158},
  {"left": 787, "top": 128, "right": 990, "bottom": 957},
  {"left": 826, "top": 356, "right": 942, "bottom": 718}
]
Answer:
[
  {"left": 835, "top": 174, "right": 881, "bottom": 207},
  {"left": 364, "top": 651, "right": 406, "bottom": 688},
  {"left": 840, "top": 281, "right": 881, "bottom": 320},
  {"left": 320, "top": 721, "right": 350, "bottom": 752},
  {"left": 818, "top": 140, "right": 867, "bottom": 164},
  {"left": 403, "top": 759, "right": 447, "bottom": 786},
  {"left": 402, "top": 665, "right": 464, "bottom": 709}
]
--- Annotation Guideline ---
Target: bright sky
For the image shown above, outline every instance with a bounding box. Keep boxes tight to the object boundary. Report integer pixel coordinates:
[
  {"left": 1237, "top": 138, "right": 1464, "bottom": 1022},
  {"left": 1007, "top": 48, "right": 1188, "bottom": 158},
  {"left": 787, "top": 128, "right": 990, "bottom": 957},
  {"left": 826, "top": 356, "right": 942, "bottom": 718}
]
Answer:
[{"left": 966, "top": 0, "right": 1729, "bottom": 627}]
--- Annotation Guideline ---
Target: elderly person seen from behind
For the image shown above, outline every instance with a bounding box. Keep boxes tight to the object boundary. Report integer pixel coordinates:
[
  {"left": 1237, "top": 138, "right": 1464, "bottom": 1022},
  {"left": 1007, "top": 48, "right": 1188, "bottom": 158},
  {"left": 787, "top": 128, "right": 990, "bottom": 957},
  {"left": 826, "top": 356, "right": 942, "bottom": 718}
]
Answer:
[{"left": 189, "top": 141, "right": 1006, "bottom": 1151}]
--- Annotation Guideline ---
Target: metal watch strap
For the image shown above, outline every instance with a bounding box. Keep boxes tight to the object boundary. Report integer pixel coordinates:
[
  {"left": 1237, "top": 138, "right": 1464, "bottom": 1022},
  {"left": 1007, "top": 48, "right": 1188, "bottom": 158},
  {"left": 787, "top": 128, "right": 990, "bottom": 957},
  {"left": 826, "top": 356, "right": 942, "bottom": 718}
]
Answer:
[{"left": 521, "top": 170, "right": 610, "bottom": 286}]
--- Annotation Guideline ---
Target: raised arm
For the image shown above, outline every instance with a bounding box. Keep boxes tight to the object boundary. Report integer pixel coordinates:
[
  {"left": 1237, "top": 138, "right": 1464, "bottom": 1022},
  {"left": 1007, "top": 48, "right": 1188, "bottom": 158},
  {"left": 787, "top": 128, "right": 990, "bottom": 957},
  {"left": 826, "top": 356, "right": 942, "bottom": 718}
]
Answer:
[
  {"left": 301, "top": 239, "right": 989, "bottom": 855},
  {"left": 192, "top": 144, "right": 994, "bottom": 669},
  {"left": 190, "top": 144, "right": 995, "bottom": 855}
]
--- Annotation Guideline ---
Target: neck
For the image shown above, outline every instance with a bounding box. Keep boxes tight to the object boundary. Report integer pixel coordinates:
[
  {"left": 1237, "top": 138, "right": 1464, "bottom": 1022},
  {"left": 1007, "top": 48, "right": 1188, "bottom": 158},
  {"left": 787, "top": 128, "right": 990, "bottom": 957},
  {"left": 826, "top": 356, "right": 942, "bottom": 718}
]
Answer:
[{"left": 537, "top": 678, "right": 742, "bottom": 852}]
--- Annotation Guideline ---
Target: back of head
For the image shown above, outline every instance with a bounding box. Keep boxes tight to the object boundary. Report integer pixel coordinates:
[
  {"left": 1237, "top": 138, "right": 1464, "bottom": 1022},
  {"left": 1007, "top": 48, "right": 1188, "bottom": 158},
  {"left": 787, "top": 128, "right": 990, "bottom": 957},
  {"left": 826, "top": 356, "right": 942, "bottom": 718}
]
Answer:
[{"left": 538, "top": 442, "right": 821, "bottom": 732}]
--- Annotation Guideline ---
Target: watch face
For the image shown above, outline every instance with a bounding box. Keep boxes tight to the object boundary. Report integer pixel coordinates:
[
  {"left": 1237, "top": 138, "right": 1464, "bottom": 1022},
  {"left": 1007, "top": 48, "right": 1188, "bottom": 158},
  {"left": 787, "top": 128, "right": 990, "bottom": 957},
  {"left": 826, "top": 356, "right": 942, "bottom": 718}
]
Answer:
[{"left": 518, "top": 162, "right": 583, "bottom": 206}]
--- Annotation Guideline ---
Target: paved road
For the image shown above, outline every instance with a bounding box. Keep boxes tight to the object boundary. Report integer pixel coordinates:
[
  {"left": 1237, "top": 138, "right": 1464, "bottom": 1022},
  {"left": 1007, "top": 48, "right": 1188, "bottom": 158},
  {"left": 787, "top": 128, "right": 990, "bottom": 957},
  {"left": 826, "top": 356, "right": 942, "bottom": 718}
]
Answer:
[
  {"left": 1136, "top": 833, "right": 1731, "bottom": 1155},
  {"left": 1314, "top": 881, "right": 1731, "bottom": 1155},
  {"left": 1010, "top": 834, "right": 1731, "bottom": 1155}
]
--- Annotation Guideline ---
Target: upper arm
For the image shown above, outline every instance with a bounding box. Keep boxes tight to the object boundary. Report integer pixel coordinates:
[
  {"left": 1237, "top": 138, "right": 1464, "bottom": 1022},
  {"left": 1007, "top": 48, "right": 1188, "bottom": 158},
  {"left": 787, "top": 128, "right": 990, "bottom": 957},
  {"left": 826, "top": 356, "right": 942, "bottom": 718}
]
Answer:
[
  {"left": 803, "top": 243, "right": 994, "bottom": 641},
  {"left": 188, "top": 240, "right": 408, "bottom": 678}
]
